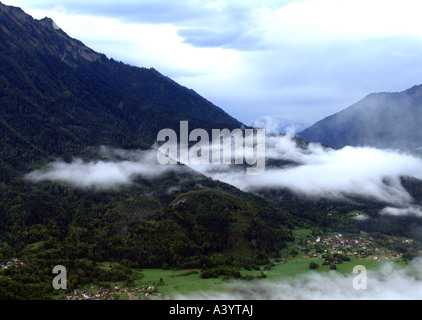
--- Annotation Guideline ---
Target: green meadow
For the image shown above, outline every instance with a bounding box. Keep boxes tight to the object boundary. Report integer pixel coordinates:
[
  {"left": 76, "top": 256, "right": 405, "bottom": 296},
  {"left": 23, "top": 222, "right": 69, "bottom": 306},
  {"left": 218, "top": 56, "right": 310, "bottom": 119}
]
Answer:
[
  {"left": 55, "top": 228, "right": 410, "bottom": 299},
  {"left": 134, "top": 257, "right": 405, "bottom": 299},
  {"left": 132, "top": 227, "right": 408, "bottom": 298}
]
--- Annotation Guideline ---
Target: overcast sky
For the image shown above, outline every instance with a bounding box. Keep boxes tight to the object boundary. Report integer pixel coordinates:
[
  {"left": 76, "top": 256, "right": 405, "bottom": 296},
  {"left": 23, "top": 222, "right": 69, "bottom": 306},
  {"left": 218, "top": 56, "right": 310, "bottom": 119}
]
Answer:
[{"left": 5, "top": 0, "right": 422, "bottom": 132}]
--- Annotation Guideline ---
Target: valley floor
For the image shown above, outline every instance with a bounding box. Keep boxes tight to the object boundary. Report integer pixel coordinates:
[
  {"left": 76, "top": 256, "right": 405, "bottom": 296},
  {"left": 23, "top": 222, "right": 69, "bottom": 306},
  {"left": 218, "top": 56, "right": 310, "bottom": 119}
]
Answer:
[{"left": 53, "top": 228, "right": 415, "bottom": 300}]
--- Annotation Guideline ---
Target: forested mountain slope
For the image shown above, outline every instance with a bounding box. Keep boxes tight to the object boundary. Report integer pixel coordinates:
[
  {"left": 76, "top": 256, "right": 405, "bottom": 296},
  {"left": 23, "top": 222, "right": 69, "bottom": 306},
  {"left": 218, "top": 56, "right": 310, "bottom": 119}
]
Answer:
[
  {"left": 298, "top": 85, "right": 422, "bottom": 153},
  {"left": 0, "top": 2, "right": 242, "bottom": 175},
  {"left": 0, "top": 2, "right": 294, "bottom": 286}
]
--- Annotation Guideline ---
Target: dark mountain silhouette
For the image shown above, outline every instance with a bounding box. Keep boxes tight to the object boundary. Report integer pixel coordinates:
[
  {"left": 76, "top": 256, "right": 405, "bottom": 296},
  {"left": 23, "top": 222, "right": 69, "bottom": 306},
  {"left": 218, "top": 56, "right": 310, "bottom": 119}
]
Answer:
[
  {"left": 0, "top": 2, "right": 242, "bottom": 174},
  {"left": 298, "top": 85, "right": 422, "bottom": 153}
]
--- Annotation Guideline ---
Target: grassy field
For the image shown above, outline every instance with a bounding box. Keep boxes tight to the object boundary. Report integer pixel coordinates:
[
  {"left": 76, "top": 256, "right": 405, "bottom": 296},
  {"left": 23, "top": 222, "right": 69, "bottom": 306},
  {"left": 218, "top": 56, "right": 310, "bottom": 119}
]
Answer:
[
  {"left": 136, "top": 269, "right": 229, "bottom": 297},
  {"left": 53, "top": 228, "right": 410, "bottom": 299},
  {"left": 133, "top": 228, "right": 410, "bottom": 298},
  {"left": 133, "top": 256, "right": 407, "bottom": 299}
]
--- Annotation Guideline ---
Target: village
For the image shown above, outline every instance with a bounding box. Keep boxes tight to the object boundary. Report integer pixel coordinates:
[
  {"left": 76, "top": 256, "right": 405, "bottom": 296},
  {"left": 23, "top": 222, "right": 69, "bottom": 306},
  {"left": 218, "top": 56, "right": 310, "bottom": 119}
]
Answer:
[
  {"left": 66, "top": 284, "right": 170, "bottom": 300},
  {"left": 0, "top": 232, "right": 419, "bottom": 300},
  {"left": 282, "top": 233, "right": 406, "bottom": 263},
  {"left": 0, "top": 257, "right": 168, "bottom": 300}
]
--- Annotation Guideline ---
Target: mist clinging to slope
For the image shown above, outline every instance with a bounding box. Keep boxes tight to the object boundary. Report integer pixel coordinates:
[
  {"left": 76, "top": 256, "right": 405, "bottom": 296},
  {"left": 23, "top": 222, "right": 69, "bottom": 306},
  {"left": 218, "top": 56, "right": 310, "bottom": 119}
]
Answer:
[
  {"left": 24, "top": 147, "right": 179, "bottom": 189},
  {"left": 191, "top": 133, "right": 422, "bottom": 210},
  {"left": 25, "top": 133, "right": 422, "bottom": 217}
]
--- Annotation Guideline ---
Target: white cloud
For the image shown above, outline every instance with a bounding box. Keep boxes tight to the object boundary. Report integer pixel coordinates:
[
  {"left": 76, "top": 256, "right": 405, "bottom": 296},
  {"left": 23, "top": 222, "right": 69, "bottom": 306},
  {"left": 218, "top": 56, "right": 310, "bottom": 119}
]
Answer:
[
  {"left": 24, "top": 133, "right": 422, "bottom": 216},
  {"left": 192, "top": 134, "right": 422, "bottom": 207},
  {"left": 352, "top": 213, "right": 369, "bottom": 221},
  {"left": 24, "top": 148, "right": 178, "bottom": 189},
  {"left": 380, "top": 206, "right": 422, "bottom": 217}
]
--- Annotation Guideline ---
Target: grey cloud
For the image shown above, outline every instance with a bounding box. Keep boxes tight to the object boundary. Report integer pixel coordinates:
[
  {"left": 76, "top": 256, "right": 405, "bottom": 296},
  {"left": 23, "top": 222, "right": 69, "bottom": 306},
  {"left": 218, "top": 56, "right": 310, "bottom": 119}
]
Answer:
[
  {"left": 21, "top": 0, "right": 275, "bottom": 51},
  {"left": 220, "top": 35, "right": 422, "bottom": 125},
  {"left": 15, "top": 1, "right": 422, "bottom": 126},
  {"left": 249, "top": 36, "right": 422, "bottom": 93},
  {"left": 23, "top": 0, "right": 275, "bottom": 25},
  {"left": 177, "top": 27, "right": 265, "bottom": 51},
  {"left": 20, "top": 0, "right": 211, "bottom": 24}
]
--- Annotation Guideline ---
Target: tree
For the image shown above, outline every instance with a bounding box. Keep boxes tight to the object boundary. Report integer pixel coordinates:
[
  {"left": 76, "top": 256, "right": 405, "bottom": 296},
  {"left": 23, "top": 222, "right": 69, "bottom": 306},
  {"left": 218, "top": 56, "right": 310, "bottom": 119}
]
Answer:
[
  {"left": 289, "top": 249, "right": 298, "bottom": 257},
  {"left": 309, "top": 262, "right": 319, "bottom": 270}
]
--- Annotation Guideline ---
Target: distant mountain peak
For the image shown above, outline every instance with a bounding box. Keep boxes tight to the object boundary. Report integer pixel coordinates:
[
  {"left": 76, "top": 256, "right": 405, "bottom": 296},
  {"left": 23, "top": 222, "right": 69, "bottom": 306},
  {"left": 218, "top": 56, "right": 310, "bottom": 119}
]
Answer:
[{"left": 298, "top": 84, "right": 422, "bottom": 153}]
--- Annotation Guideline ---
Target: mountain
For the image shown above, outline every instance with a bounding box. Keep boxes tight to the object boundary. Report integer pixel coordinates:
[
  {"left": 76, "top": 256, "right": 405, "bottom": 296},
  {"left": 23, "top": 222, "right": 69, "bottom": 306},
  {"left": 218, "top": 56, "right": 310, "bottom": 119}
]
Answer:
[
  {"left": 0, "top": 1, "right": 297, "bottom": 292},
  {"left": 2, "top": 2, "right": 422, "bottom": 300},
  {"left": 297, "top": 85, "right": 422, "bottom": 152},
  {"left": 0, "top": 2, "right": 242, "bottom": 175}
]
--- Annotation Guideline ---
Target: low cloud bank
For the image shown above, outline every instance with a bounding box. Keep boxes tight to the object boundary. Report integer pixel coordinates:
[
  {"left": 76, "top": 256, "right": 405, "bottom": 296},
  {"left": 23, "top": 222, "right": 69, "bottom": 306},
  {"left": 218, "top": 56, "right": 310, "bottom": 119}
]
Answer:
[
  {"left": 25, "top": 147, "right": 178, "bottom": 189},
  {"left": 25, "top": 134, "right": 422, "bottom": 216},
  {"left": 175, "top": 260, "right": 422, "bottom": 300},
  {"left": 191, "top": 133, "right": 422, "bottom": 212},
  {"left": 380, "top": 205, "right": 422, "bottom": 217}
]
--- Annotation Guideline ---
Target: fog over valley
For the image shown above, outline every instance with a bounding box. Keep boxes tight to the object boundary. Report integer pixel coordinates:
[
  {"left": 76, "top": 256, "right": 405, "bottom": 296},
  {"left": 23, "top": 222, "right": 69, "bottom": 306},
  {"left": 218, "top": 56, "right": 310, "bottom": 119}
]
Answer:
[
  {"left": 3, "top": 1, "right": 422, "bottom": 302},
  {"left": 25, "top": 132, "right": 422, "bottom": 218}
]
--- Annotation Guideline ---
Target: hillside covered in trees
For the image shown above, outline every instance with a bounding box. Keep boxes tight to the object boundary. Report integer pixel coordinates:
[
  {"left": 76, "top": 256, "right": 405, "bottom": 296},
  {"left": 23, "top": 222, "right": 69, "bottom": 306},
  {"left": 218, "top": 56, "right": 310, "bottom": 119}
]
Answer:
[
  {"left": 1, "top": 2, "right": 422, "bottom": 300},
  {"left": 0, "top": 3, "right": 297, "bottom": 299}
]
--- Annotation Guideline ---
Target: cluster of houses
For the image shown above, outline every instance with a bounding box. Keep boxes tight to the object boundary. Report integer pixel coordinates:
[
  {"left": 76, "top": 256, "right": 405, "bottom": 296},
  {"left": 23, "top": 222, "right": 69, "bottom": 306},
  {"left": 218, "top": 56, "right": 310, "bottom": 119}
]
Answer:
[
  {"left": 314, "top": 233, "right": 370, "bottom": 250},
  {"left": 66, "top": 284, "right": 169, "bottom": 300},
  {"left": 308, "top": 233, "right": 403, "bottom": 261},
  {"left": 282, "top": 233, "right": 405, "bottom": 262},
  {"left": 0, "top": 257, "right": 25, "bottom": 269}
]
